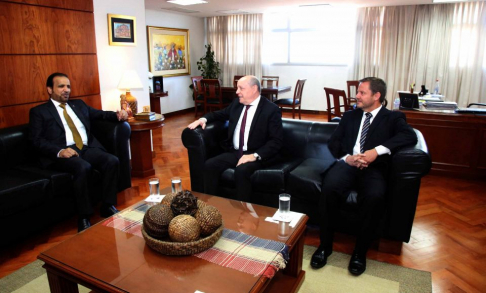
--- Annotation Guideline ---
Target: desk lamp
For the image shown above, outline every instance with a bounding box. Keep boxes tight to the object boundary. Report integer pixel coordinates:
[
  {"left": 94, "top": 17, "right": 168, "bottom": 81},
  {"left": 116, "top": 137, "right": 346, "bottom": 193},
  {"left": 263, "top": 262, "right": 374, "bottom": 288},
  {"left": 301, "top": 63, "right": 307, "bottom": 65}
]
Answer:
[{"left": 118, "top": 70, "right": 143, "bottom": 115}]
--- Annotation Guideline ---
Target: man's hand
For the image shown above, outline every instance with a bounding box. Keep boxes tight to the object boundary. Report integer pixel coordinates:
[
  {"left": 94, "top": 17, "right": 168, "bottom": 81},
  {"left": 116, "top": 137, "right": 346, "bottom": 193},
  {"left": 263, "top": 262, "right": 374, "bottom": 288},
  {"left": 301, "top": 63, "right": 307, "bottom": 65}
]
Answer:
[
  {"left": 116, "top": 110, "right": 128, "bottom": 121},
  {"left": 187, "top": 119, "right": 206, "bottom": 130},
  {"left": 359, "top": 149, "right": 378, "bottom": 167},
  {"left": 237, "top": 154, "right": 256, "bottom": 166},
  {"left": 59, "top": 147, "right": 79, "bottom": 158},
  {"left": 345, "top": 154, "right": 367, "bottom": 169}
]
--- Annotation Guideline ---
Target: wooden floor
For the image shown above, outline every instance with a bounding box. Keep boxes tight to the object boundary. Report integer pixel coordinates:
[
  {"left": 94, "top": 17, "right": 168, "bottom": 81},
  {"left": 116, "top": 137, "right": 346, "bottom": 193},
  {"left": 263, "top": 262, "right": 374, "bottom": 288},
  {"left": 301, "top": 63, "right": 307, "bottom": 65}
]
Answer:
[{"left": 1, "top": 110, "right": 485, "bottom": 293}]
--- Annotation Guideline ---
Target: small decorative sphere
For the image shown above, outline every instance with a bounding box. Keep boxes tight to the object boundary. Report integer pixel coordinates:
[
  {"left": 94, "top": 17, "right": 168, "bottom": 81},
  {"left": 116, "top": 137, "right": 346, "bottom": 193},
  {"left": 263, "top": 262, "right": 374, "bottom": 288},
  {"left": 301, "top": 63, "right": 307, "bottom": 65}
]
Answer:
[
  {"left": 143, "top": 204, "right": 174, "bottom": 239},
  {"left": 168, "top": 215, "right": 201, "bottom": 242},
  {"left": 170, "top": 190, "right": 198, "bottom": 216},
  {"left": 196, "top": 205, "right": 223, "bottom": 236}
]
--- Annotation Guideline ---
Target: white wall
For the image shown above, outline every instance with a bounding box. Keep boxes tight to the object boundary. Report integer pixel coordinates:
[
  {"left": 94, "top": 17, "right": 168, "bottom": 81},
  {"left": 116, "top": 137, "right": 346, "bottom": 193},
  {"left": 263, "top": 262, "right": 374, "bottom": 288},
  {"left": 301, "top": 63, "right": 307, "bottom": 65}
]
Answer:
[
  {"left": 93, "top": 0, "right": 150, "bottom": 112},
  {"left": 264, "top": 65, "right": 351, "bottom": 111},
  {"left": 145, "top": 10, "right": 205, "bottom": 114}
]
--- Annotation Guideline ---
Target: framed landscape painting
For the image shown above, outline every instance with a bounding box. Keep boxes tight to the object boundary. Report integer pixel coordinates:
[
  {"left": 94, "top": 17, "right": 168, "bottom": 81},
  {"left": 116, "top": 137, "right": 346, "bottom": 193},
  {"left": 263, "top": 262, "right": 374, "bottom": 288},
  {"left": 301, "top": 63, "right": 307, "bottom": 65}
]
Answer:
[
  {"left": 147, "top": 26, "right": 190, "bottom": 77},
  {"left": 108, "top": 14, "right": 136, "bottom": 46}
]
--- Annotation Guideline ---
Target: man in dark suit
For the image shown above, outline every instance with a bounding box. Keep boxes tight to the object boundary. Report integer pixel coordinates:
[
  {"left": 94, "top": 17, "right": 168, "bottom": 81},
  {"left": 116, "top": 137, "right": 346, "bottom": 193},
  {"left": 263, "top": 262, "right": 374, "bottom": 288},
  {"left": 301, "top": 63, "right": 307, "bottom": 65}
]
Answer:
[
  {"left": 187, "top": 75, "right": 283, "bottom": 201},
  {"left": 311, "top": 77, "right": 417, "bottom": 275},
  {"left": 29, "top": 72, "right": 129, "bottom": 232}
]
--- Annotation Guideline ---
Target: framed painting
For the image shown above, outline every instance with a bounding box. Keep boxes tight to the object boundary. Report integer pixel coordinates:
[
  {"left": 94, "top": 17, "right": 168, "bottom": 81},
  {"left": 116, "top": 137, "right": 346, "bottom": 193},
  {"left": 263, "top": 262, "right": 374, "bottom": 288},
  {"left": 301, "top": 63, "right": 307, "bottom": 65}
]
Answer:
[
  {"left": 108, "top": 14, "right": 136, "bottom": 46},
  {"left": 147, "top": 26, "right": 190, "bottom": 77}
]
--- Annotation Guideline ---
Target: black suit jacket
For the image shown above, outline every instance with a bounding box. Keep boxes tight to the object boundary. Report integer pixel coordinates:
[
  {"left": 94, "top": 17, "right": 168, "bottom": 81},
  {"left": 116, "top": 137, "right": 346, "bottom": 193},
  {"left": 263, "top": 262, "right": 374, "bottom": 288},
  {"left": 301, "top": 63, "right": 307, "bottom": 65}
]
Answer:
[
  {"left": 328, "top": 107, "right": 417, "bottom": 166},
  {"left": 203, "top": 97, "right": 283, "bottom": 161},
  {"left": 29, "top": 99, "right": 118, "bottom": 167}
]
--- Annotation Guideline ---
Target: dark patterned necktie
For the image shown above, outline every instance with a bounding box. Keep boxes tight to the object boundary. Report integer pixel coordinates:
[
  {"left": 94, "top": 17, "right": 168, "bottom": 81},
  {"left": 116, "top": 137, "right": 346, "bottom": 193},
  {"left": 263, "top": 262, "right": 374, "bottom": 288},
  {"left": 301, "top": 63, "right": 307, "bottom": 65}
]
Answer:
[
  {"left": 59, "top": 104, "right": 83, "bottom": 150},
  {"left": 360, "top": 112, "right": 372, "bottom": 153},
  {"left": 238, "top": 105, "right": 251, "bottom": 158}
]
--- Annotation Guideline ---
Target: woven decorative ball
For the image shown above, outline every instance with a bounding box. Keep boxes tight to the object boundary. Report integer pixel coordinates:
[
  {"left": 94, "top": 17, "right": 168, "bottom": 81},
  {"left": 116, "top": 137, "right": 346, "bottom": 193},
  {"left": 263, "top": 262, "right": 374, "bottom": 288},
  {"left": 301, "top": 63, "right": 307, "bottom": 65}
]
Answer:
[
  {"left": 196, "top": 205, "right": 223, "bottom": 236},
  {"left": 160, "top": 192, "right": 177, "bottom": 207},
  {"left": 194, "top": 199, "right": 208, "bottom": 218},
  {"left": 143, "top": 204, "right": 174, "bottom": 239},
  {"left": 168, "top": 215, "right": 201, "bottom": 242},
  {"left": 170, "top": 190, "right": 198, "bottom": 216}
]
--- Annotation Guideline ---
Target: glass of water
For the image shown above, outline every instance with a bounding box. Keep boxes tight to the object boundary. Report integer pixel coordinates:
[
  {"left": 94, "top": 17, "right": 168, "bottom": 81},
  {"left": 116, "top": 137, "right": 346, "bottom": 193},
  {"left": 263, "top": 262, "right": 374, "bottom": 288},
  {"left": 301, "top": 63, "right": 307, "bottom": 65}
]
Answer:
[
  {"left": 171, "top": 177, "right": 182, "bottom": 193},
  {"left": 149, "top": 178, "right": 160, "bottom": 196},
  {"left": 279, "top": 193, "right": 291, "bottom": 220}
]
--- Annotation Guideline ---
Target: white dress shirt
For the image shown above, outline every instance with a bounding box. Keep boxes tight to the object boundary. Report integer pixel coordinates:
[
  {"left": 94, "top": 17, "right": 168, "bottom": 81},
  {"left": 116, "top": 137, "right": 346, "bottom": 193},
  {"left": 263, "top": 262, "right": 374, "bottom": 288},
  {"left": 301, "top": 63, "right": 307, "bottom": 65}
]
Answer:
[
  {"left": 342, "top": 105, "right": 391, "bottom": 161},
  {"left": 51, "top": 99, "right": 88, "bottom": 147},
  {"left": 233, "top": 96, "right": 260, "bottom": 151}
]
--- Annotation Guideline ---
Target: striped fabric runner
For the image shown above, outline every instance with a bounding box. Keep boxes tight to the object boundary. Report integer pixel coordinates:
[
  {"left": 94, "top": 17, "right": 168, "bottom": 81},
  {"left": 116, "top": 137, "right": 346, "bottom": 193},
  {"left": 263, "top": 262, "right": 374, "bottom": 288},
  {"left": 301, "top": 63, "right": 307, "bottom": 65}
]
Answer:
[{"left": 103, "top": 203, "right": 289, "bottom": 278}]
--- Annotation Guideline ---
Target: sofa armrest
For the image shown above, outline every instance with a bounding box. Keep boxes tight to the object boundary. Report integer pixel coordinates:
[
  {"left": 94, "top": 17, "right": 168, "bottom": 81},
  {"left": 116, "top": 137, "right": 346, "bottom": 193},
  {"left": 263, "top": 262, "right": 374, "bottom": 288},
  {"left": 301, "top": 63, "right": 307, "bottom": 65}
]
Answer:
[
  {"left": 91, "top": 120, "right": 131, "bottom": 191},
  {"left": 181, "top": 121, "right": 228, "bottom": 192},
  {"left": 385, "top": 128, "right": 431, "bottom": 242}
]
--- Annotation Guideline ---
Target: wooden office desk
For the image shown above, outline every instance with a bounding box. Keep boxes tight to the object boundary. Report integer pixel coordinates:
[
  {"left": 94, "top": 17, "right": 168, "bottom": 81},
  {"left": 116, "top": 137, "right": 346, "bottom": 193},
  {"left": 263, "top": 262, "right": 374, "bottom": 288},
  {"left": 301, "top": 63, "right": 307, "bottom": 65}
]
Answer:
[{"left": 402, "top": 109, "right": 486, "bottom": 180}]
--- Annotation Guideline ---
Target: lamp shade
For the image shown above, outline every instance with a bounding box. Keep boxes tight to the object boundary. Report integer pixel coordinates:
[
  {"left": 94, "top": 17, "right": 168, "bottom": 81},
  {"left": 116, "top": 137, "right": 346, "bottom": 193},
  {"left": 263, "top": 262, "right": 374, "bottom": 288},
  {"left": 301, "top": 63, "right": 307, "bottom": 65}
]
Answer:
[{"left": 118, "top": 70, "right": 144, "bottom": 90}]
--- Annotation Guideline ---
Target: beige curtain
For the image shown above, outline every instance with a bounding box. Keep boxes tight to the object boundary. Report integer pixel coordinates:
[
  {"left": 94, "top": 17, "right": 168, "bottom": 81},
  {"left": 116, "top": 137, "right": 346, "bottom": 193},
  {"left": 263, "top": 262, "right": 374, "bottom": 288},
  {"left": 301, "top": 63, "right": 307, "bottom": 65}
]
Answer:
[
  {"left": 352, "top": 2, "right": 486, "bottom": 107},
  {"left": 206, "top": 14, "right": 263, "bottom": 86}
]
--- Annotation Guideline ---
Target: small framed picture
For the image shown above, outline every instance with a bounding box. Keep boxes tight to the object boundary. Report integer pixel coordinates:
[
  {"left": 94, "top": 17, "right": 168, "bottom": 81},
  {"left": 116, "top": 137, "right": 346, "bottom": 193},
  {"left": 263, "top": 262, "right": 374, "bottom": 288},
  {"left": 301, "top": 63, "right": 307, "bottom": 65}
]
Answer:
[
  {"left": 153, "top": 76, "right": 164, "bottom": 93},
  {"left": 108, "top": 14, "right": 136, "bottom": 46}
]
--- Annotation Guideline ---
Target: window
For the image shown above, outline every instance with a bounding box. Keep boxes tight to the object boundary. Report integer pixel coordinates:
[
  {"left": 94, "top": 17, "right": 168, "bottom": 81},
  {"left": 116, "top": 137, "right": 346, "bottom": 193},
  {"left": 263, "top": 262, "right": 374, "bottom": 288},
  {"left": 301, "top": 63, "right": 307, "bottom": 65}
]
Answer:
[{"left": 263, "top": 6, "right": 357, "bottom": 65}]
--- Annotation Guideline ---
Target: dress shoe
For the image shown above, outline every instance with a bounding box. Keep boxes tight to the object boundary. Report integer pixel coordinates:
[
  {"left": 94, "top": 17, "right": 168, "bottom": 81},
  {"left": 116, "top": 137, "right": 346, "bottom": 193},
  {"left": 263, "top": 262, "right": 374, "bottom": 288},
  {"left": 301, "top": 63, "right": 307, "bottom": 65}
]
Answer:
[
  {"left": 100, "top": 205, "right": 120, "bottom": 218},
  {"left": 310, "top": 247, "right": 332, "bottom": 269},
  {"left": 348, "top": 251, "right": 367, "bottom": 276},
  {"left": 77, "top": 218, "right": 91, "bottom": 232}
]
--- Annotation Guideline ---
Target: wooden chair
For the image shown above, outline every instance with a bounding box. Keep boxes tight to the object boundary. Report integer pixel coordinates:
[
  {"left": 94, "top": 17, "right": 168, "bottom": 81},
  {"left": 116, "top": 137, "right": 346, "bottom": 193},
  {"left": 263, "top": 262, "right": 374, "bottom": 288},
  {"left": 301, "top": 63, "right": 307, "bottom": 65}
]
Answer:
[
  {"left": 261, "top": 76, "right": 279, "bottom": 102},
  {"left": 346, "top": 80, "right": 360, "bottom": 108},
  {"left": 233, "top": 75, "right": 244, "bottom": 88},
  {"left": 274, "top": 79, "right": 306, "bottom": 119},
  {"left": 191, "top": 76, "right": 204, "bottom": 117},
  {"left": 201, "top": 79, "right": 231, "bottom": 113},
  {"left": 324, "top": 87, "right": 350, "bottom": 122}
]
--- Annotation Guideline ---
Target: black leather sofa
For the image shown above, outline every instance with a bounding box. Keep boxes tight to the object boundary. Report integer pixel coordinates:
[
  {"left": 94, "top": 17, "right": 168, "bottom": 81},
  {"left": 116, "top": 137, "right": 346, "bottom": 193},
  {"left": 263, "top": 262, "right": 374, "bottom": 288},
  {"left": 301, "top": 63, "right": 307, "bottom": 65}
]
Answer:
[
  {"left": 0, "top": 120, "right": 131, "bottom": 247},
  {"left": 182, "top": 118, "right": 431, "bottom": 245}
]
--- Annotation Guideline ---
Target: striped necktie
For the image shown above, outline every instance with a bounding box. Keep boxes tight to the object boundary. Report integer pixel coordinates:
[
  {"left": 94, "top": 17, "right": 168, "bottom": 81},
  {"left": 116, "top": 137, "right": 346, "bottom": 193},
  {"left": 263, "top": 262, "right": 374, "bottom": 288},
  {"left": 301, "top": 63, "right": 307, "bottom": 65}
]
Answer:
[
  {"left": 238, "top": 105, "right": 251, "bottom": 158},
  {"left": 59, "top": 104, "right": 83, "bottom": 150},
  {"left": 360, "top": 112, "right": 372, "bottom": 153}
]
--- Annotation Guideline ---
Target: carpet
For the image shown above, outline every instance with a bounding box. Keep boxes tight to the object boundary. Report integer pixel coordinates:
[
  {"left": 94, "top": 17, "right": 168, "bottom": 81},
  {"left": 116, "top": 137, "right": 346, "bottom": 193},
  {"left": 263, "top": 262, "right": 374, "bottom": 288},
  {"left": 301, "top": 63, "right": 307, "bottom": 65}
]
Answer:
[{"left": 0, "top": 245, "right": 431, "bottom": 293}]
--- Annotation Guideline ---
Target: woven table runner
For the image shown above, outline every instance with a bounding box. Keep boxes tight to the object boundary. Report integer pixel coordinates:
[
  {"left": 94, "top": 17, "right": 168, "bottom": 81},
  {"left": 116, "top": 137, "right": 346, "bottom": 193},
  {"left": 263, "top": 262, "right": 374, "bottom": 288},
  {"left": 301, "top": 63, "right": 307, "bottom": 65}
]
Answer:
[{"left": 103, "top": 202, "right": 289, "bottom": 278}]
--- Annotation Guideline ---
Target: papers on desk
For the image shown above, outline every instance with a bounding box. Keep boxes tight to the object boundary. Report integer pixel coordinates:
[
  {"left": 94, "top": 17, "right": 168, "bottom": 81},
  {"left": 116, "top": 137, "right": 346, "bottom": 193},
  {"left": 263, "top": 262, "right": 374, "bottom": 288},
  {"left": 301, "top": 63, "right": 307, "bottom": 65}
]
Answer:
[
  {"left": 420, "top": 95, "right": 443, "bottom": 102},
  {"left": 424, "top": 101, "right": 458, "bottom": 110}
]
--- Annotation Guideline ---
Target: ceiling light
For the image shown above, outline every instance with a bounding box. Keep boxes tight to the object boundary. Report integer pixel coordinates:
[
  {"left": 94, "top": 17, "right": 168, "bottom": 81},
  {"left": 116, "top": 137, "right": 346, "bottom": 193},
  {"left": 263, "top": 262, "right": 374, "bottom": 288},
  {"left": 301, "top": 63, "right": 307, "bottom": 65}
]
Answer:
[
  {"left": 217, "top": 10, "right": 249, "bottom": 14},
  {"left": 167, "top": 0, "right": 208, "bottom": 5},
  {"left": 432, "top": 0, "right": 469, "bottom": 3}
]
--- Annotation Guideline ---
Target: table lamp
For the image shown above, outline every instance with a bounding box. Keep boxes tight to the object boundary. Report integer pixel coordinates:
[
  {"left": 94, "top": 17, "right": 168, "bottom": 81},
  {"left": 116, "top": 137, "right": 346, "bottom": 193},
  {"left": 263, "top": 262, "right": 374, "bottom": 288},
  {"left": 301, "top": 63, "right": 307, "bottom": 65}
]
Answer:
[{"left": 118, "top": 70, "right": 143, "bottom": 115}]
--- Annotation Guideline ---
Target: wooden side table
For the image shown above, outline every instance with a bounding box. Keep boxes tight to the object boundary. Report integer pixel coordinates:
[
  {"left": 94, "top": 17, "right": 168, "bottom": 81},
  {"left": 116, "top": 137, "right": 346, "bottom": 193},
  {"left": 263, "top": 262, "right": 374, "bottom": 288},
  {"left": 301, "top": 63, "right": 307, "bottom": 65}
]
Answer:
[
  {"left": 128, "top": 114, "right": 165, "bottom": 177},
  {"left": 150, "top": 91, "right": 168, "bottom": 114}
]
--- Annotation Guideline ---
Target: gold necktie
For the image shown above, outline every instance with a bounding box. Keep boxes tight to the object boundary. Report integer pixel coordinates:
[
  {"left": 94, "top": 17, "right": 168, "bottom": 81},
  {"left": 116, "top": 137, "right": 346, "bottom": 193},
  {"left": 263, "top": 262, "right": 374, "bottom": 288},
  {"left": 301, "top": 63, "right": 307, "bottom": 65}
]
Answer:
[{"left": 59, "top": 104, "right": 83, "bottom": 150}]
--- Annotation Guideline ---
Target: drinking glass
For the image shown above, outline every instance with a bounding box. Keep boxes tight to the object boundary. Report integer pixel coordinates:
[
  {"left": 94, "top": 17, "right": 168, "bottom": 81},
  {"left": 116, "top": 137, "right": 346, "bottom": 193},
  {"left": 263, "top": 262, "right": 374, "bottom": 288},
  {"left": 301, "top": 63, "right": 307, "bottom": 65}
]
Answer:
[
  {"left": 149, "top": 178, "right": 160, "bottom": 196},
  {"left": 279, "top": 193, "right": 291, "bottom": 220},
  {"left": 171, "top": 177, "right": 182, "bottom": 193}
]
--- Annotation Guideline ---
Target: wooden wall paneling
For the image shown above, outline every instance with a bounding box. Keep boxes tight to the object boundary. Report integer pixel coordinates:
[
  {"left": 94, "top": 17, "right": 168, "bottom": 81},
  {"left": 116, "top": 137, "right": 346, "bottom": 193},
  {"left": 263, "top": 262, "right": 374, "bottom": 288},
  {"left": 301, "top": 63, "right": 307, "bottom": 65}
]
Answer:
[
  {"left": 0, "top": 95, "right": 102, "bottom": 128},
  {"left": 0, "top": 55, "right": 100, "bottom": 106},
  {"left": 0, "top": 2, "right": 96, "bottom": 54},
  {"left": 1, "top": 0, "right": 93, "bottom": 12}
]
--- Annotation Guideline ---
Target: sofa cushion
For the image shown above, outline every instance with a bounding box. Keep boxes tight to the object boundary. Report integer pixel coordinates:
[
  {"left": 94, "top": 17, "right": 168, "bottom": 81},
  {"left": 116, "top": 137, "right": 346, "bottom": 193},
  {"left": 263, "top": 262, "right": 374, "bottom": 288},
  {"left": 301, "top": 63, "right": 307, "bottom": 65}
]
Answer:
[
  {"left": 15, "top": 165, "right": 73, "bottom": 198},
  {"left": 0, "top": 170, "right": 50, "bottom": 217},
  {"left": 287, "top": 158, "right": 336, "bottom": 203},
  {"left": 220, "top": 157, "right": 304, "bottom": 194}
]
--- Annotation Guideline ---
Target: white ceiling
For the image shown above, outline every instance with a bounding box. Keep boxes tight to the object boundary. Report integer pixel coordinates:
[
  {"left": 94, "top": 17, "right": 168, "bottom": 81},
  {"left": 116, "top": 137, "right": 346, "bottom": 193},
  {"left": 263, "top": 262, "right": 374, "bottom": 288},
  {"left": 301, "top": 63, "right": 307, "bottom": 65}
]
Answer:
[{"left": 144, "top": 0, "right": 438, "bottom": 18}]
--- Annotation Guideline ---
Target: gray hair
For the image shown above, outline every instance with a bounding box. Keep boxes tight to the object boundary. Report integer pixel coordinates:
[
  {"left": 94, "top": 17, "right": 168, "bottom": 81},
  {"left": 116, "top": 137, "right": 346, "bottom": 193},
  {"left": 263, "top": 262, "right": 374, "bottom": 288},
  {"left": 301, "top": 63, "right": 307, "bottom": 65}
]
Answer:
[{"left": 246, "top": 75, "right": 261, "bottom": 93}]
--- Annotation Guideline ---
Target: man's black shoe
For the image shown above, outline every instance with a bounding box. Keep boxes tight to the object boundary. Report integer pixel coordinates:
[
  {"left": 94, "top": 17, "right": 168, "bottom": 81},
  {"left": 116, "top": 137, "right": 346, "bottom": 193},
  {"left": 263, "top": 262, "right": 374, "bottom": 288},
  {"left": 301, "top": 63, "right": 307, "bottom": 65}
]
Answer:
[
  {"left": 310, "top": 247, "right": 332, "bottom": 269},
  {"left": 100, "top": 205, "right": 120, "bottom": 217},
  {"left": 77, "top": 218, "right": 91, "bottom": 232},
  {"left": 348, "top": 251, "right": 367, "bottom": 276}
]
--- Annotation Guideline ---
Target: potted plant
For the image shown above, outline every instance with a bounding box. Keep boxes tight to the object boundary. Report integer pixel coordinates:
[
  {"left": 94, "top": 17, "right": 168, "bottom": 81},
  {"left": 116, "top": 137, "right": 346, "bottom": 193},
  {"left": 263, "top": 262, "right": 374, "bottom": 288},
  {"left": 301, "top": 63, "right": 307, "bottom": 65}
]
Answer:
[{"left": 197, "top": 43, "right": 221, "bottom": 79}]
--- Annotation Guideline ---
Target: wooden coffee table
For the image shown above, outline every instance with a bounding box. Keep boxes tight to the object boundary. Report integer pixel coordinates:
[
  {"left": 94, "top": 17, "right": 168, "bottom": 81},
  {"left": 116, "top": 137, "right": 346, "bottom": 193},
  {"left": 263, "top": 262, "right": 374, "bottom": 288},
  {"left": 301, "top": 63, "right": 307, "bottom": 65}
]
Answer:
[{"left": 38, "top": 189, "right": 308, "bottom": 293}]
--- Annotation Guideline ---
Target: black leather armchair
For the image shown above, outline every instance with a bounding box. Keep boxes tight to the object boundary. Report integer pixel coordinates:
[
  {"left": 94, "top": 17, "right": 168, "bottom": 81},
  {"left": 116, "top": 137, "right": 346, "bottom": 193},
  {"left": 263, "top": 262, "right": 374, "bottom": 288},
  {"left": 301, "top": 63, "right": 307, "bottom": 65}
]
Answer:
[
  {"left": 0, "top": 121, "right": 131, "bottom": 246},
  {"left": 182, "top": 119, "right": 431, "bottom": 245}
]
